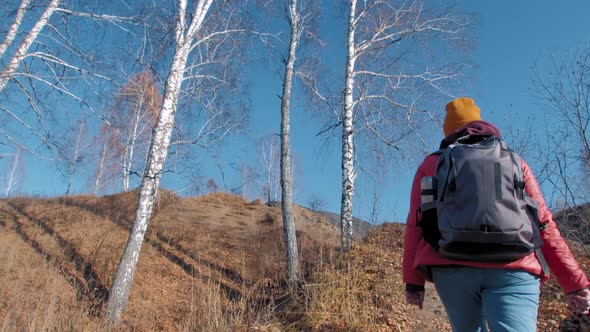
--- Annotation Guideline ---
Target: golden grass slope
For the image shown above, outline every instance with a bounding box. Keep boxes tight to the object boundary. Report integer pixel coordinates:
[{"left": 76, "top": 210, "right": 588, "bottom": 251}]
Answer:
[
  {"left": 0, "top": 191, "right": 339, "bottom": 331},
  {"left": 0, "top": 191, "right": 588, "bottom": 331}
]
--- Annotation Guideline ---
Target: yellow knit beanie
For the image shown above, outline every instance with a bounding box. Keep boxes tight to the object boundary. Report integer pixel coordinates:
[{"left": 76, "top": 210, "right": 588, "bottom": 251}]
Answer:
[{"left": 443, "top": 97, "right": 482, "bottom": 136}]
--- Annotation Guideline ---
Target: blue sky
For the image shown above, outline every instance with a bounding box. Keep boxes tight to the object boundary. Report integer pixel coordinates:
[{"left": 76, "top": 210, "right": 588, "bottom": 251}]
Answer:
[
  {"left": 273, "top": 0, "right": 590, "bottom": 222},
  {"left": 238, "top": 0, "right": 590, "bottom": 223},
  {"left": 3, "top": 0, "right": 590, "bottom": 223}
]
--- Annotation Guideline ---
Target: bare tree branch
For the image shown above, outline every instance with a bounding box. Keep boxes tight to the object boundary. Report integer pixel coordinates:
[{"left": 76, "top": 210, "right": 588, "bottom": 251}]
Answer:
[
  {"left": 0, "top": 0, "right": 59, "bottom": 93},
  {"left": 0, "top": 0, "right": 32, "bottom": 60}
]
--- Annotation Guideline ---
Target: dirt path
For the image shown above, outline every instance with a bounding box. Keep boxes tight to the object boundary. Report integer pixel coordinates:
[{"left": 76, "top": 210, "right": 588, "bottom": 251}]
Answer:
[{"left": 411, "top": 283, "right": 451, "bottom": 331}]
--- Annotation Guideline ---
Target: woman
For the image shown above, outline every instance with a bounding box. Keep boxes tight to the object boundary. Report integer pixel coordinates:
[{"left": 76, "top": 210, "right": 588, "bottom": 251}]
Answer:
[{"left": 403, "top": 97, "right": 590, "bottom": 331}]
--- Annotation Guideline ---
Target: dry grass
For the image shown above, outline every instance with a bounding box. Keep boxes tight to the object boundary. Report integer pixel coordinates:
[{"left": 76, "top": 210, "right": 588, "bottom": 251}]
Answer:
[
  {"left": 0, "top": 223, "right": 101, "bottom": 331},
  {"left": 1, "top": 192, "right": 587, "bottom": 331},
  {"left": 299, "top": 263, "right": 380, "bottom": 331},
  {"left": 292, "top": 223, "right": 443, "bottom": 332},
  {"left": 0, "top": 191, "right": 340, "bottom": 331},
  {"left": 295, "top": 223, "right": 590, "bottom": 332},
  {"left": 181, "top": 277, "right": 282, "bottom": 332}
]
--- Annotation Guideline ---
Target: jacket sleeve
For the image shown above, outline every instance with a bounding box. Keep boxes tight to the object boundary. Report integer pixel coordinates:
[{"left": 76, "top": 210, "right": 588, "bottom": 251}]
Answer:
[
  {"left": 403, "top": 164, "right": 426, "bottom": 287},
  {"left": 521, "top": 159, "right": 590, "bottom": 294}
]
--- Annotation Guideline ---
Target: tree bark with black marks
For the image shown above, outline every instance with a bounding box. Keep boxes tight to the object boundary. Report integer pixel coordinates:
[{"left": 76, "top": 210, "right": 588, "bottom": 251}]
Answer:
[
  {"left": 338, "top": 0, "right": 471, "bottom": 250},
  {"left": 279, "top": 0, "right": 305, "bottom": 284},
  {"left": 105, "top": 0, "right": 246, "bottom": 325}
]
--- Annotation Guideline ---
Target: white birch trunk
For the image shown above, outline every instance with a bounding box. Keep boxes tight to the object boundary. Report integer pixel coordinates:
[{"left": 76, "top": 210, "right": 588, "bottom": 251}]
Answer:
[
  {"left": 340, "top": 0, "right": 357, "bottom": 251},
  {"left": 104, "top": 0, "right": 213, "bottom": 326},
  {"left": 0, "top": 0, "right": 32, "bottom": 61},
  {"left": 269, "top": 141, "right": 275, "bottom": 202},
  {"left": 94, "top": 143, "right": 108, "bottom": 195},
  {"left": 0, "top": 0, "right": 59, "bottom": 93},
  {"left": 259, "top": 137, "right": 279, "bottom": 202},
  {"left": 122, "top": 144, "right": 130, "bottom": 192},
  {"left": 2, "top": 150, "right": 21, "bottom": 198},
  {"left": 121, "top": 109, "right": 138, "bottom": 192},
  {"left": 272, "top": 142, "right": 279, "bottom": 202},
  {"left": 241, "top": 164, "right": 248, "bottom": 198},
  {"left": 280, "top": 0, "right": 301, "bottom": 283},
  {"left": 123, "top": 95, "right": 146, "bottom": 191},
  {"left": 66, "top": 119, "right": 85, "bottom": 196}
]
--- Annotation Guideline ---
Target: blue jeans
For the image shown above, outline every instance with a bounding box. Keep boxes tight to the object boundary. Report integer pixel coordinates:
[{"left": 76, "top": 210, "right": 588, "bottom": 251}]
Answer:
[{"left": 432, "top": 267, "right": 540, "bottom": 332}]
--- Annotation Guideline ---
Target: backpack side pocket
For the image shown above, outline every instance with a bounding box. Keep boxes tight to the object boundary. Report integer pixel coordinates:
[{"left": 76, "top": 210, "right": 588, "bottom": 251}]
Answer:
[{"left": 417, "top": 201, "right": 440, "bottom": 250}]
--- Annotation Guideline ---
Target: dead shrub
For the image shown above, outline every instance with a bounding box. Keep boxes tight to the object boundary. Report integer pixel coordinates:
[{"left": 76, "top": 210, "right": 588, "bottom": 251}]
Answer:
[{"left": 259, "top": 213, "right": 276, "bottom": 225}]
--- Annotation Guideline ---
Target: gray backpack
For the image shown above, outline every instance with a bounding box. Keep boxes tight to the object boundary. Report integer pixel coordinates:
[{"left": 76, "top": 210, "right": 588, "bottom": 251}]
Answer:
[{"left": 419, "top": 135, "right": 546, "bottom": 263}]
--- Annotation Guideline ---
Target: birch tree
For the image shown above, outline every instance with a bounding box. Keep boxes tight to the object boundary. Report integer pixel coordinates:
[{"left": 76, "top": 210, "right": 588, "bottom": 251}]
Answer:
[
  {"left": 105, "top": 0, "right": 246, "bottom": 325},
  {"left": 0, "top": 1, "right": 135, "bottom": 160},
  {"left": 255, "top": 0, "right": 319, "bottom": 282},
  {"left": 239, "top": 162, "right": 257, "bottom": 199},
  {"left": 0, "top": 0, "right": 60, "bottom": 158},
  {"left": 103, "top": 71, "right": 161, "bottom": 192},
  {"left": 338, "top": 0, "right": 470, "bottom": 250},
  {"left": 92, "top": 133, "right": 110, "bottom": 195},
  {"left": 56, "top": 115, "right": 90, "bottom": 195},
  {"left": 0, "top": 149, "right": 24, "bottom": 197},
  {"left": 277, "top": 0, "right": 317, "bottom": 283},
  {"left": 90, "top": 122, "right": 120, "bottom": 195},
  {"left": 258, "top": 134, "right": 280, "bottom": 202},
  {"left": 0, "top": 0, "right": 59, "bottom": 93},
  {"left": 0, "top": 0, "right": 142, "bottom": 198},
  {"left": 0, "top": 0, "right": 33, "bottom": 61}
]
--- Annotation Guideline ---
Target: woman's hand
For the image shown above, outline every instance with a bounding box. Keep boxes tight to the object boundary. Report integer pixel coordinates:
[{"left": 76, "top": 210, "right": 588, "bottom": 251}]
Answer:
[
  {"left": 405, "top": 290, "right": 425, "bottom": 310},
  {"left": 567, "top": 288, "right": 590, "bottom": 315}
]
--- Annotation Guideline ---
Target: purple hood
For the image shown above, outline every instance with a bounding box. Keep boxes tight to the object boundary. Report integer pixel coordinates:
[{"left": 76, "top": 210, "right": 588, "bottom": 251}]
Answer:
[{"left": 439, "top": 120, "right": 501, "bottom": 149}]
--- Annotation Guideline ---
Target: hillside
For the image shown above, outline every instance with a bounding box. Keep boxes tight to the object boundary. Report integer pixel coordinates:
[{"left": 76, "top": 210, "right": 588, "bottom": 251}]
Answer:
[
  {"left": 0, "top": 191, "right": 340, "bottom": 330},
  {"left": 314, "top": 210, "right": 374, "bottom": 240},
  {"left": 0, "top": 191, "right": 588, "bottom": 331}
]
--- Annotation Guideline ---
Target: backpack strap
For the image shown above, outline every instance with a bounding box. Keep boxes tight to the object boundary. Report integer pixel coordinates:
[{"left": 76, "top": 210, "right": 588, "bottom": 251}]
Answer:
[
  {"left": 499, "top": 140, "right": 521, "bottom": 177},
  {"left": 429, "top": 149, "right": 444, "bottom": 156},
  {"left": 528, "top": 200, "right": 550, "bottom": 275},
  {"left": 498, "top": 139, "right": 527, "bottom": 199},
  {"left": 505, "top": 141, "right": 550, "bottom": 275},
  {"left": 430, "top": 142, "right": 461, "bottom": 202},
  {"left": 536, "top": 248, "right": 550, "bottom": 276}
]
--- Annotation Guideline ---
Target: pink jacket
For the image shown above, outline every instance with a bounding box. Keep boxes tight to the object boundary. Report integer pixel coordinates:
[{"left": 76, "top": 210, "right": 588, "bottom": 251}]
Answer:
[{"left": 403, "top": 121, "right": 590, "bottom": 294}]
